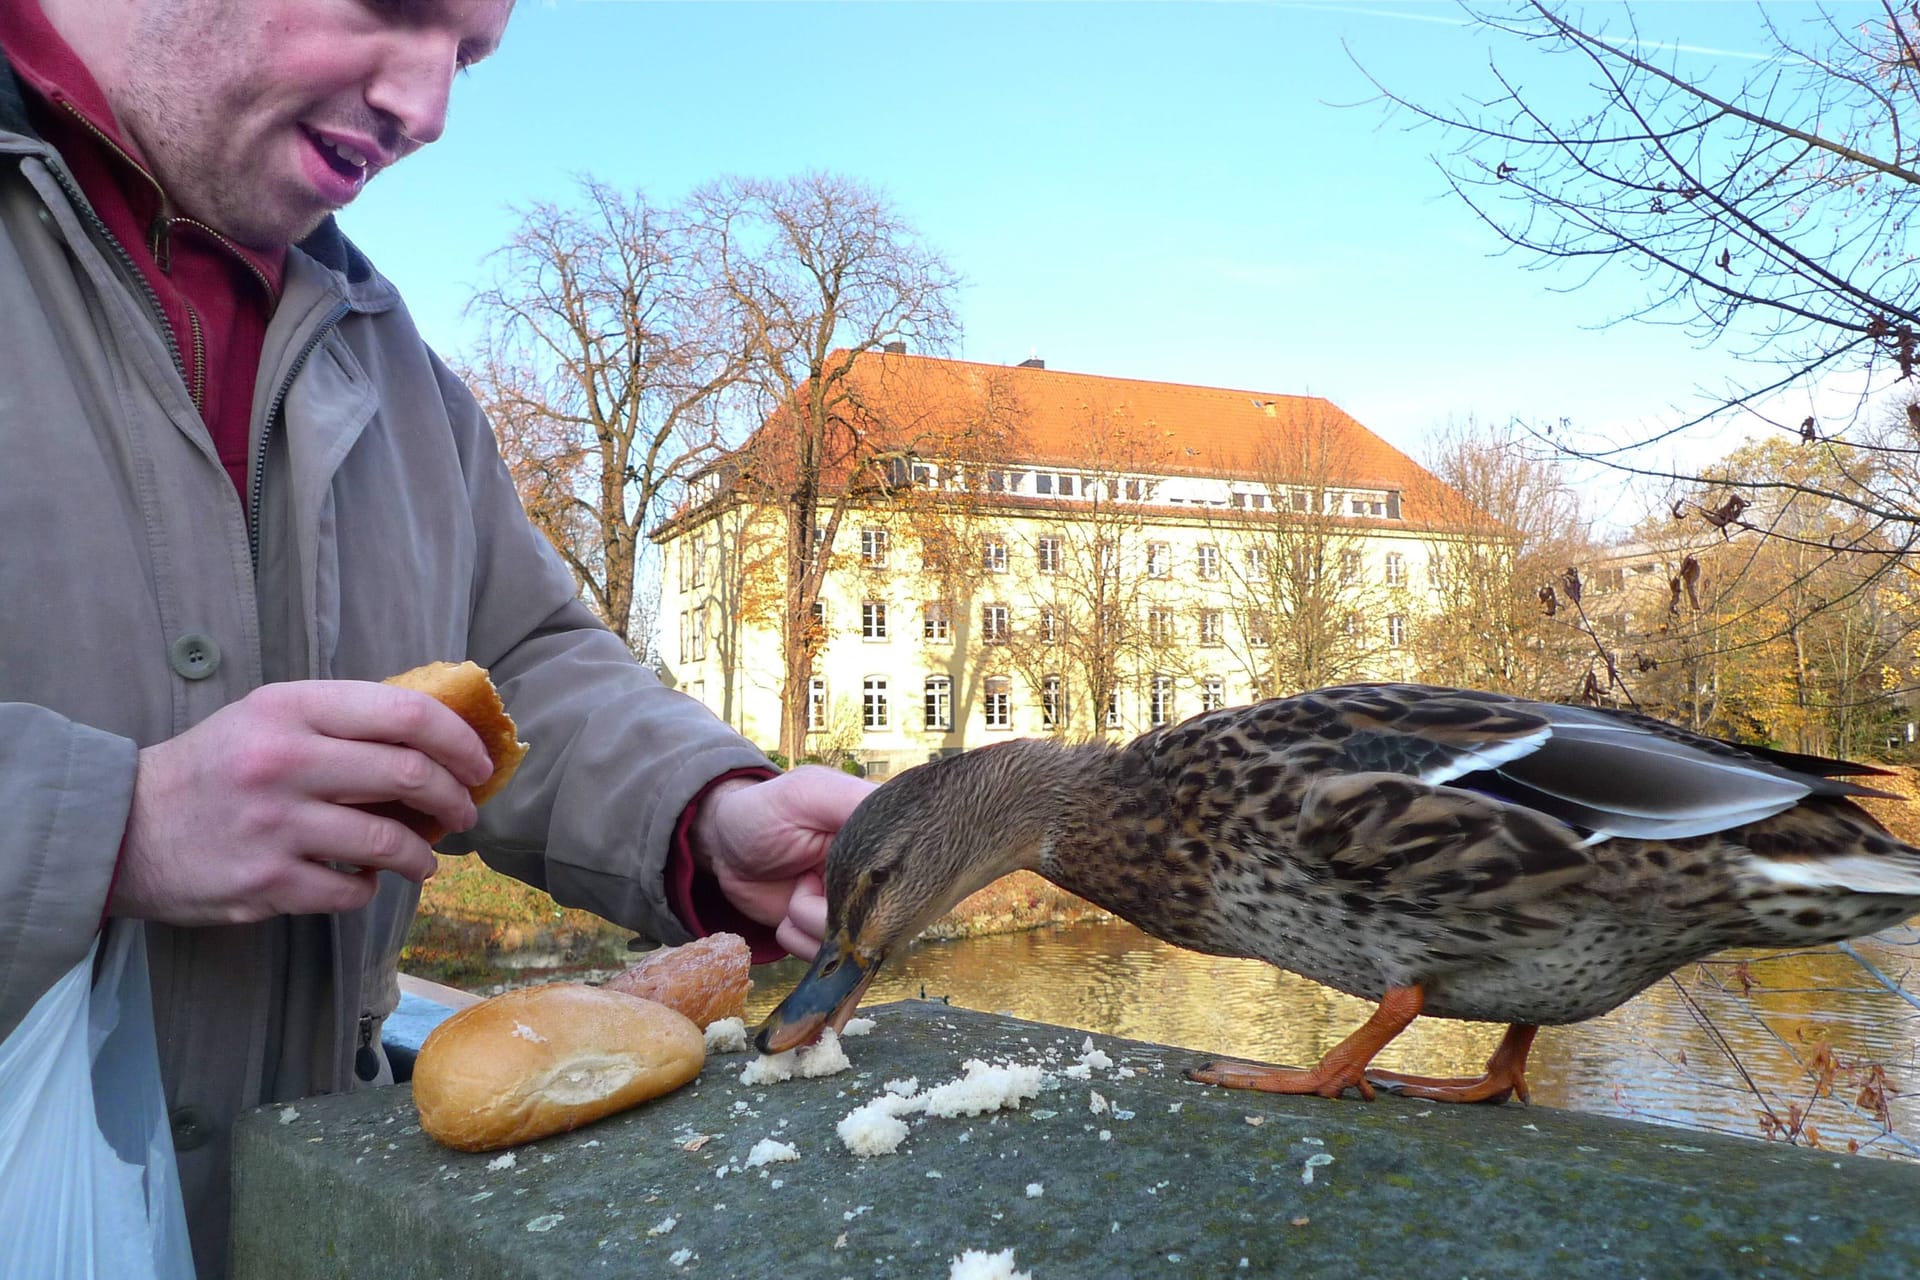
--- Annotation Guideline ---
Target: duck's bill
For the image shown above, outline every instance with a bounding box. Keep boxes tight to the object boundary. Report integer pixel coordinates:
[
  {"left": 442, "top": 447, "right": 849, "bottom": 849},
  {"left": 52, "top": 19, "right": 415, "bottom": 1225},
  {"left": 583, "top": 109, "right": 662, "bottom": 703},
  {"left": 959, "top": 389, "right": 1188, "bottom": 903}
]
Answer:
[{"left": 754, "top": 937, "right": 879, "bottom": 1054}]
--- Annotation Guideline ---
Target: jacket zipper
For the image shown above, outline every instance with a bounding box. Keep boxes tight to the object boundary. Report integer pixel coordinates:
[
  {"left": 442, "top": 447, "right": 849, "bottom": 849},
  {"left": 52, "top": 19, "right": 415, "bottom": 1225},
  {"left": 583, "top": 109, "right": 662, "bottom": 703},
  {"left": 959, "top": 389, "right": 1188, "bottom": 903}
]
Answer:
[
  {"left": 250, "top": 300, "right": 351, "bottom": 569},
  {"left": 40, "top": 119, "right": 187, "bottom": 388},
  {"left": 354, "top": 1011, "right": 380, "bottom": 1081}
]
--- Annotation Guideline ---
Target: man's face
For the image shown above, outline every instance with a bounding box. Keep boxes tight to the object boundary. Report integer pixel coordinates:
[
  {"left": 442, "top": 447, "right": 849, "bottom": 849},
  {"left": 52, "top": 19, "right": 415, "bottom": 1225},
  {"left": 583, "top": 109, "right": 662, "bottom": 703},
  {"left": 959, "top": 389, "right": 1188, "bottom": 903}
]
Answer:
[{"left": 113, "top": 0, "right": 514, "bottom": 250}]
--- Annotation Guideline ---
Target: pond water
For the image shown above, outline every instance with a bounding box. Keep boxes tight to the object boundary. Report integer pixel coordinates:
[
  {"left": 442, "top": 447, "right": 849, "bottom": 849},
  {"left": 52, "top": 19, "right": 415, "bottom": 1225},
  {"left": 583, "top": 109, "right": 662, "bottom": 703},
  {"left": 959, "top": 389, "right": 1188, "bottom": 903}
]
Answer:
[{"left": 737, "top": 918, "right": 1920, "bottom": 1161}]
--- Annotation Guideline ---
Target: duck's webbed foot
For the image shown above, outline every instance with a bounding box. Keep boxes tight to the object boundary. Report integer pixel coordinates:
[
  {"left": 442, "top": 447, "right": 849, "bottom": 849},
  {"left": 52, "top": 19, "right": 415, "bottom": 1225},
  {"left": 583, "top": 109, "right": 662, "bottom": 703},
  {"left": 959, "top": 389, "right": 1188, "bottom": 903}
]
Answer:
[
  {"left": 1367, "top": 1023, "right": 1537, "bottom": 1105},
  {"left": 1188, "top": 1057, "right": 1378, "bottom": 1100},
  {"left": 1186, "top": 984, "right": 1426, "bottom": 1103}
]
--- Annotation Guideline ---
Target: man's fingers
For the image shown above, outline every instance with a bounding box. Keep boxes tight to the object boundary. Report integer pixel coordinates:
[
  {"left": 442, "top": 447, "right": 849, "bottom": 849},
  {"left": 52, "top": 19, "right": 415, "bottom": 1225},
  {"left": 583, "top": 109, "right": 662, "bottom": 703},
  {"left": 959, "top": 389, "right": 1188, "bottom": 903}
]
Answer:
[
  {"left": 296, "top": 804, "right": 441, "bottom": 884},
  {"left": 776, "top": 915, "right": 822, "bottom": 961},
  {"left": 293, "top": 736, "right": 480, "bottom": 837},
  {"left": 281, "top": 681, "right": 495, "bottom": 788},
  {"left": 785, "top": 871, "right": 827, "bottom": 939}
]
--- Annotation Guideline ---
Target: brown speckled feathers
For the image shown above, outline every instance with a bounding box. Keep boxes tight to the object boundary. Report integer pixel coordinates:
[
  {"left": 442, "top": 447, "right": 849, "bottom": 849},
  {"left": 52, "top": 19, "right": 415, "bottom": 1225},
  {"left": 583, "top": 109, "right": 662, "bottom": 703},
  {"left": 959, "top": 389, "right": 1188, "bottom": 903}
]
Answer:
[{"left": 819, "top": 683, "right": 1920, "bottom": 1029}]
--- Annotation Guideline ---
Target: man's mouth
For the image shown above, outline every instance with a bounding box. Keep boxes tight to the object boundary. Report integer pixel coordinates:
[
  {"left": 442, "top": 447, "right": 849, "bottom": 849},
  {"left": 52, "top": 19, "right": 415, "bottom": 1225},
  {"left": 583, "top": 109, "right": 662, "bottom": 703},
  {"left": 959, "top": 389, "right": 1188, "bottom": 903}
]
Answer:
[{"left": 303, "top": 127, "right": 373, "bottom": 185}]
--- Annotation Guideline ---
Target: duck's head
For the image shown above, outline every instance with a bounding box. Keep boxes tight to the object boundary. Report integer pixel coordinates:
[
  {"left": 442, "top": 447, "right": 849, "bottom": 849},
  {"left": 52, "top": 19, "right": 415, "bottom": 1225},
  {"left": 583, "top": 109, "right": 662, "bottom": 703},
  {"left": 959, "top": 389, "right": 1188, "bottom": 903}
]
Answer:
[{"left": 754, "top": 743, "right": 1060, "bottom": 1053}]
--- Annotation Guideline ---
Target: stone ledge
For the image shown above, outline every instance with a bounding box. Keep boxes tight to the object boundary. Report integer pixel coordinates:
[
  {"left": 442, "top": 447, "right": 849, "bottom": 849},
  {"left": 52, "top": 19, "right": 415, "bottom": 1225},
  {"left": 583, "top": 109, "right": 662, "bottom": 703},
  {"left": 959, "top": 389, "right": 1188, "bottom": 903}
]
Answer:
[{"left": 233, "top": 1000, "right": 1920, "bottom": 1278}]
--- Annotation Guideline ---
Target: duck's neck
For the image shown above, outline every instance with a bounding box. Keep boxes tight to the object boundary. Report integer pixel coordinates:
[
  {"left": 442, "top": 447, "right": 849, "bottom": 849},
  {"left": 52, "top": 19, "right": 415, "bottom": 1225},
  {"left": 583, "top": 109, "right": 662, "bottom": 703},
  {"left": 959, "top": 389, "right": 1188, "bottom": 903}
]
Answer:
[{"left": 984, "top": 737, "right": 1178, "bottom": 918}]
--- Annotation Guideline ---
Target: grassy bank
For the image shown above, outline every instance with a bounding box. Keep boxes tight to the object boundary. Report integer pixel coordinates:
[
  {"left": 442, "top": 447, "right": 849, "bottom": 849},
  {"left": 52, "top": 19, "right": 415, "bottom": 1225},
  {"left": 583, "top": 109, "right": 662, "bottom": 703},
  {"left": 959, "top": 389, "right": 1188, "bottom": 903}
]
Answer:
[{"left": 403, "top": 858, "right": 1107, "bottom": 990}]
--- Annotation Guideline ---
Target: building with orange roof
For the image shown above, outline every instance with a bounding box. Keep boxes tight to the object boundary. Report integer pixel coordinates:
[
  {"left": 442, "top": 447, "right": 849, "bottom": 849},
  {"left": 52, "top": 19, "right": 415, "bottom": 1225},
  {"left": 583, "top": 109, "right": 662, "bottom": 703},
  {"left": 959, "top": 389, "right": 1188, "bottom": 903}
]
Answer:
[{"left": 655, "top": 350, "right": 1498, "bottom": 773}]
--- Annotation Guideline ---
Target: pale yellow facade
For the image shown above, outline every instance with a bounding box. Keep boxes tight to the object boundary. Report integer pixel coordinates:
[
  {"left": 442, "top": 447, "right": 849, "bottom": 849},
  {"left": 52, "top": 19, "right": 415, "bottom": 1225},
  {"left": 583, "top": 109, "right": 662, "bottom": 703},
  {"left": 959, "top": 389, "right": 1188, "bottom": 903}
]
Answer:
[{"left": 660, "top": 463, "right": 1465, "bottom": 778}]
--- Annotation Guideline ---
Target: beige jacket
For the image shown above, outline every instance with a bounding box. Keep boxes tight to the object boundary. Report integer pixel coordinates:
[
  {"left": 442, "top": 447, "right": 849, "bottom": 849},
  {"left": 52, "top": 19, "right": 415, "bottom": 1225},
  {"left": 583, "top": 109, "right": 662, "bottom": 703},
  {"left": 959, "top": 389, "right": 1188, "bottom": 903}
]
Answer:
[{"left": 0, "top": 56, "right": 770, "bottom": 1275}]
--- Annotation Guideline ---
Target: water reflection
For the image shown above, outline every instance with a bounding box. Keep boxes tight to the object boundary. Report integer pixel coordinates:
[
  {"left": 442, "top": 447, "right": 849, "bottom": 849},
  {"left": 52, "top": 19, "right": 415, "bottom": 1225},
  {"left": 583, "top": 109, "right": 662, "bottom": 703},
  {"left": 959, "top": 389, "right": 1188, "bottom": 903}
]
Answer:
[{"left": 744, "top": 919, "right": 1920, "bottom": 1161}]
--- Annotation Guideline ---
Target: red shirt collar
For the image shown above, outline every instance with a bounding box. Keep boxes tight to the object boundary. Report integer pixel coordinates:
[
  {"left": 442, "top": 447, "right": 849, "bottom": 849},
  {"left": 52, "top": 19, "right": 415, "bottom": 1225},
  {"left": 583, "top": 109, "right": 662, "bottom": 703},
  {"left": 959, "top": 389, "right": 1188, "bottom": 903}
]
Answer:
[{"left": 0, "top": 0, "right": 287, "bottom": 289}]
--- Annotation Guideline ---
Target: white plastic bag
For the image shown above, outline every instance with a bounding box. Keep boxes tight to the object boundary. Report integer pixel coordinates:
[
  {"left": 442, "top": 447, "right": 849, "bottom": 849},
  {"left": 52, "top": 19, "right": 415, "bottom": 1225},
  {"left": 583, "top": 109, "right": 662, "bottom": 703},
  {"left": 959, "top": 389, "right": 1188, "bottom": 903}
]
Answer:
[{"left": 0, "top": 920, "right": 196, "bottom": 1278}]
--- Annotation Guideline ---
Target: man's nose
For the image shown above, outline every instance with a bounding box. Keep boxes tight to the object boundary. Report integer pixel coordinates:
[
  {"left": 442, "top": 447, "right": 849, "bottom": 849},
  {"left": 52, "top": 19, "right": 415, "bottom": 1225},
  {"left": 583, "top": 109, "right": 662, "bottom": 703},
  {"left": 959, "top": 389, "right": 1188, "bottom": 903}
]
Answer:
[{"left": 365, "top": 38, "right": 458, "bottom": 150}]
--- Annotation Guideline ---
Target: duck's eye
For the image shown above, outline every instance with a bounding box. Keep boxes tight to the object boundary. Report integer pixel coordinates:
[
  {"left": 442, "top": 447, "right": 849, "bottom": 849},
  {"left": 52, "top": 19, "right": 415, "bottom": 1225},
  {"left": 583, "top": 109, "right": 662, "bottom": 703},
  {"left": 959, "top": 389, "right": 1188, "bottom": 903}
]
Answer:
[
  {"left": 818, "top": 956, "right": 841, "bottom": 978},
  {"left": 869, "top": 866, "right": 892, "bottom": 888}
]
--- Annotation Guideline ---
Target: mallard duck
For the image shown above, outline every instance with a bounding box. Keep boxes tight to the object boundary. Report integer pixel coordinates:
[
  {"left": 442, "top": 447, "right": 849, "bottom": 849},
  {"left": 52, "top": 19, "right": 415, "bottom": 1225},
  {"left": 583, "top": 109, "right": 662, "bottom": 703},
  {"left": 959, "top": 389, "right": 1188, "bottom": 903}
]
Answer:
[{"left": 758, "top": 683, "right": 1920, "bottom": 1103}]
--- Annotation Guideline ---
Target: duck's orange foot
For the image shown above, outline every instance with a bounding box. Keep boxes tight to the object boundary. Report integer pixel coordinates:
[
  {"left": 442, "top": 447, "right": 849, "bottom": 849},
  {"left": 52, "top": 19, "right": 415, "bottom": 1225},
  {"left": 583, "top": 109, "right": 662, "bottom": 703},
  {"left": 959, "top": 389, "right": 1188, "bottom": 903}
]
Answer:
[
  {"left": 1367, "top": 1023, "right": 1537, "bottom": 1105},
  {"left": 1187, "top": 1058, "right": 1375, "bottom": 1101}
]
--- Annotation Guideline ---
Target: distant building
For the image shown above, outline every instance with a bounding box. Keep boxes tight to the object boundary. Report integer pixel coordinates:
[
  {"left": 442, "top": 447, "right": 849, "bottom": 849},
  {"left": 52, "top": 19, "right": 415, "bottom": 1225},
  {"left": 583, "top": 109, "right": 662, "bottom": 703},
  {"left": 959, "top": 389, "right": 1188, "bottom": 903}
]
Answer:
[{"left": 655, "top": 350, "right": 1493, "bottom": 775}]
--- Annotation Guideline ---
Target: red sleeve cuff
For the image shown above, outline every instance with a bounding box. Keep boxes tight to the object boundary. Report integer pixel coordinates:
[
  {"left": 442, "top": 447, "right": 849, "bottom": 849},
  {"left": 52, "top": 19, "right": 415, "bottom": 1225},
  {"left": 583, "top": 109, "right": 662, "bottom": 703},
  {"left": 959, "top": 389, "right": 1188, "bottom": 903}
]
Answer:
[{"left": 666, "top": 767, "right": 787, "bottom": 963}]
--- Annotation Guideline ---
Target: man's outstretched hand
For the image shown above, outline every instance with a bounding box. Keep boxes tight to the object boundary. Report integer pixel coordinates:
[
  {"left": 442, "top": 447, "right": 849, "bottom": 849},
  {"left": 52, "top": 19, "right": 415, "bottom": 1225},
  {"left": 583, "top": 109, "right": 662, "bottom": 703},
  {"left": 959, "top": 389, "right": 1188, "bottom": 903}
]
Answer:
[
  {"left": 110, "top": 680, "right": 495, "bottom": 925},
  {"left": 690, "top": 766, "right": 875, "bottom": 958}
]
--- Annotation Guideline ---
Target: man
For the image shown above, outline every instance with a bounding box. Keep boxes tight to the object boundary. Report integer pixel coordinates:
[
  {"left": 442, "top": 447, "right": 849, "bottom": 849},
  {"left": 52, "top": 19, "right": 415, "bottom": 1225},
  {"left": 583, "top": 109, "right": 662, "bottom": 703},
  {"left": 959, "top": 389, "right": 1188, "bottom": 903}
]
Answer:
[{"left": 0, "top": 0, "right": 869, "bottom": 1272}]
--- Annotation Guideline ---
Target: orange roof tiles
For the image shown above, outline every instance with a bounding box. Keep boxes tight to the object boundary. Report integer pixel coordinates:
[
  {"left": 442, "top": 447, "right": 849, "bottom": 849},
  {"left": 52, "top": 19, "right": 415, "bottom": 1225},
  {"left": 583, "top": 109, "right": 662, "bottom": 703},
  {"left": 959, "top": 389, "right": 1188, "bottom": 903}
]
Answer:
[{"left": 826, "top": 351, "right": 1482, "bottom": 528}]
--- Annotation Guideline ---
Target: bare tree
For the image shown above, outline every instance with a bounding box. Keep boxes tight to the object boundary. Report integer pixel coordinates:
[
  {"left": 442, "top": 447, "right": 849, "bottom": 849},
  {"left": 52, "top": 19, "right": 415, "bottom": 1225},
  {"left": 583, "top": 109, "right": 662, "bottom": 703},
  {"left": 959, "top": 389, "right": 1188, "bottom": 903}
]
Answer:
[
  {"left": 1204, "top": 404, "right": 1401, "bottom": 697},
  {"left": 463, "top": 179, "right": 739, "bottom": 656},
  {"left": 690, "top": 172, "right": 966, "bottom": 763},
  {"left": 1371, "top": 3, "right": 1920, "bottom": 458},
  {"left": 1002, "top": 402, "right": 1178, "bottom": 739},
  {"left": 1415, "top": 416, "right": 1595, "bottom": 698}
]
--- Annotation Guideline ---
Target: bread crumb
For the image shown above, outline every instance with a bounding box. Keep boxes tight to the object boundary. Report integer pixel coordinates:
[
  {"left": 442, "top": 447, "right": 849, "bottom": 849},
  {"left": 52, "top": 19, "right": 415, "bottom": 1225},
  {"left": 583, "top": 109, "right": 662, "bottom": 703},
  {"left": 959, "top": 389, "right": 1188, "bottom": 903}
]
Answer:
[
  {"left": 1089, "top": 1090, "right": 1109, "bottom": 1116},
  {"left": 647, "top": 1216, "right": 678, "bottom": 1237},
  {"left": 837, "top": 1097, "right": 913, "bottom": 1157},
  {"left": 510, "top": 1021, "right": 547, "bottom": 1044},
  {"left": 668, "top": 1247, "right": 694, "bottom": 1266},
  {"left": 277, "top": 1107, "right": 300, "bottom": 1124},
  {"left": 745, "top": 1138, "right": 799, "bottom": 1167},
  {"left": 948, "top": 1247, "right": 1032, "bottom": 1280},
  {"left": 921, "top": 1061, "right": 1042, "bottom": 1119},
  {"left": 841, "top": 1016, "right": 877, "bottom": 1036},
  {"left": 1025, "top": 1183, "right": 1043, "bottom": 1198},
  {"left": 704, "top": 1017, "right": 749, "bottom": 1054},
  {"left": 740, "top": 1028, "right": 851, "bottom": 1085},
  {"left": 797, "top": 1028, "right": 852, "bottom": 1077},
  {"left": 486, "top": 1153, "right": 516, "bottom": 1171},
  {"left": 524, "top": 1214, "right": 563, "bottom": 1233},
  {"left": 884, "top": 1076, "right": 919, "bottom": 1096}
]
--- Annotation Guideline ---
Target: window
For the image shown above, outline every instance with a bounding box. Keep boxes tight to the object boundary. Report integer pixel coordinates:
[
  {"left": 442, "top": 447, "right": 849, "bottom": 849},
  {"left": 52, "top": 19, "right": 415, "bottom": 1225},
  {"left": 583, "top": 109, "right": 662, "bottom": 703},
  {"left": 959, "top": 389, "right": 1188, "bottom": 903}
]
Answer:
[
  {"left": 1384, "top": 553, "right": 1406, "bottom": 587},
  {"left": 983, "top": 538, "right": 1009, "bottom": 574},
  {"left": 1057, "top": 474, "right": 1077, "bottom": 497},
  {"left": 1387, "top": 614, "right": 1407, "bottom": 647},
  {"left": 923, "top": 601, "right": 951, "bottom": 642},
  {"left": 1036, "top": 536, "right": 1061, "bottom": 574},
  {"left": 861, "top": 600, "right": 889, "bottom": 641},
  {"left": 921, "top": 534, "right": 951, "bottom": 573},
  {"left": 1150, "top": 675, "right": 1175, "bottom": 727},
  {"left": 911, "top": 462, "right": 938, "bottom": 486},
  {"left": 1244, "top": 546, "right": 1269, "bottom": 581},
  {"left": 984, "top": 676, "right": 1012, "bottom": 729},
  {"left": 1196, "top": 545, "right": 1220, "bottom": 580},
  {"left": 924, "top": 677, "right": 952, "bottom": 731},
  {"left": 982, "top": 603, "right": 1010, "bottom": 644},
  {"left": 862, "top": 677, "right": 889, "bottom": 730},
  {"left": 1035, "top": 472, "right": 1052, "bottom": 495},
  {"left": 690, "top": 527, "right": 706, "bottom": 588},
  {"left": 1341, "top": 549, "right": 1363, "bottom": 584},
  {"left": 1148, "top": 608, "right": 1176, "bottom": 645},
  {"left": 1039, "top": 607, "right": 1059, "bottom": 645},
  {"left": 1198, "top": 609, "right": 1224, "bottom": 647},
  {"left": 1428, "top": 552, "right": 1448, "bottom": 587},
  {"left": 1247, "top": 609, "right": 1273, "bottom": 646},
  {"left": 1202, "top": 676, "right": 1225, "bottom": 712},
  {"left": 1041, "top": 675, "right": 1065, "bottom": 729},
  {"left": 1105, "top": 688, "right": 1122, "bottom": 728},
  {"left": 1125, "top": 479, "right": 1145, "bottom": 501},
  {"left": 860, "top": 527, "right": 890, "bottom": 569},
  {"left": 1146, "top": 542, "right": 1171, "bottom": 577},
  {"left": 807, "top": 677, "right": 827, "bottom": 732},
  {"left": 1290, "top": 490, "right": 1311, "bottom": 513}
]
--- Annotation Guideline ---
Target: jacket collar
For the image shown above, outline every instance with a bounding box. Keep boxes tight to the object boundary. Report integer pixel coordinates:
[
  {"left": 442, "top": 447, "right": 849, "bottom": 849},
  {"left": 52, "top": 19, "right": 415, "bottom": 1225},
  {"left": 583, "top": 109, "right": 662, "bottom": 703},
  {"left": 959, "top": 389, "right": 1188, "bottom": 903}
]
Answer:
[{"left": 0, "top": 45, "right": 397, "bottom": 315}]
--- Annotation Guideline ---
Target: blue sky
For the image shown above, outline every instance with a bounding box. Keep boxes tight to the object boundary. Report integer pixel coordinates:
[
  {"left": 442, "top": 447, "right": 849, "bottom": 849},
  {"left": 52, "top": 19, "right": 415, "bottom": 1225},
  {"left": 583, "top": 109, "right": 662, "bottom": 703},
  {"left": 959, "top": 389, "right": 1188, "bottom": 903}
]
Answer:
[{"left": 341, "top": 2, "right": 1846, "bottom": 501}]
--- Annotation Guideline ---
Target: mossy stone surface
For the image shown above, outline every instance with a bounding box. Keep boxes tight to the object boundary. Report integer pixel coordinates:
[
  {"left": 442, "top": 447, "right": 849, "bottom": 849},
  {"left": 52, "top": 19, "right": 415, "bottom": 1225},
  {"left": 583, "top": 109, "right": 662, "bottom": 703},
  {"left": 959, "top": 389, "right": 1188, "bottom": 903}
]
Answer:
[{"left": 232, "top": 1000, "right": 1920, "bottom": 1278}]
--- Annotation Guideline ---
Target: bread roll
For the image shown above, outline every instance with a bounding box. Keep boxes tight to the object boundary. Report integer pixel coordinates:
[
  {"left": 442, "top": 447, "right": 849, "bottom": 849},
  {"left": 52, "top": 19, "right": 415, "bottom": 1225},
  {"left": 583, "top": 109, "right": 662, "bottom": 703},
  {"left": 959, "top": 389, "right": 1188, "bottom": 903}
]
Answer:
[
  {"left": 604, "top": 933, "right": 752, "bottom": 1029},
  {"left": 413, "top": 983, "right": 704, "bottom": 1152},
  {"left": 376, "top": 660, "right": 529, "bottom": 842}
]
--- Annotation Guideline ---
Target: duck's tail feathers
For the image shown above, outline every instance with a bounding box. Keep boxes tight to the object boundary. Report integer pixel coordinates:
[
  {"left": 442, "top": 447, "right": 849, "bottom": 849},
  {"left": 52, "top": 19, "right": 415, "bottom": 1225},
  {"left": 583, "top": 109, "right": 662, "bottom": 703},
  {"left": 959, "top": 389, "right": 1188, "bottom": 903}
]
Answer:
[{"left": 1752, "top": 853, "right": 1920, "bottom": 897}]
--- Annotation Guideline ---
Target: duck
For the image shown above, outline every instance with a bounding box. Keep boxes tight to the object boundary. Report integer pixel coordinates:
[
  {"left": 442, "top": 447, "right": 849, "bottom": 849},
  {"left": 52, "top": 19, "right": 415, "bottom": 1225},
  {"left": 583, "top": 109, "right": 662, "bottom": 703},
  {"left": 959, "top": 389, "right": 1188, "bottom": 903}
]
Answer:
[{"left": 757, "top": 682, "right": 1920, "bottom": 1103}]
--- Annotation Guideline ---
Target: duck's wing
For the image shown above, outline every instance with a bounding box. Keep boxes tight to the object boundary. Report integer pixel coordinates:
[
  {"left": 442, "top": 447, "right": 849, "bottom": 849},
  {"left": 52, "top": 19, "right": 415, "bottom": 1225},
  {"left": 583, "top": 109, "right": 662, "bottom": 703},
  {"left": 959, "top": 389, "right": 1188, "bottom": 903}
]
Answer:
[
  {"left": 1292, "top": 770, "right": 1595, "bottom": 953},
  {"left": 1302, "top": 684, "right": 1894, "bottom": 843}
]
